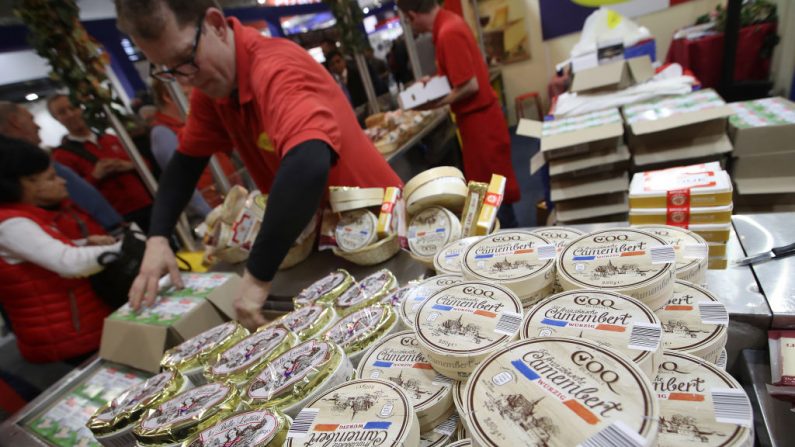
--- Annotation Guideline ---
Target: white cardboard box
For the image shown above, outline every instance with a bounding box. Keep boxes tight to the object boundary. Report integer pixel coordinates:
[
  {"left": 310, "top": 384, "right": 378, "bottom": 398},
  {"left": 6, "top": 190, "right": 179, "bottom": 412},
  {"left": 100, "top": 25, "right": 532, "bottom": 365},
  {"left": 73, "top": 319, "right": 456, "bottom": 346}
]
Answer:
[{"left": 399, "top": 76, "right": 452, "bottom": 110}]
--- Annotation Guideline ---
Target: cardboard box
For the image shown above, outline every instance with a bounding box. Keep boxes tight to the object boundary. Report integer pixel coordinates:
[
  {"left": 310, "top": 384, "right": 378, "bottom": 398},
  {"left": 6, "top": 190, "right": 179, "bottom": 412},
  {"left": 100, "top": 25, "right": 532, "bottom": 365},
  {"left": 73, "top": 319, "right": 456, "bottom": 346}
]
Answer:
[
  {"left": 550, "top": 170, "right": 628, "bottom": 202},
  {"left": 556, "top": 191, "right": 629, "bottom": 223},
  {"left": 689, "top": 223, "right": 732, "bottom": 243},
  {"left": 623, "top": 89, "right": 733, "bottom": 165},
  {"left": 99, "top": 273, "right": 241, "bottom": 373},
  {"left": 570, "top": 56, "right": 653, "bottom": 93},
  {"left": 517, "top": 108, "right": 623, "bottom": 160},
  {"left": 733, "top": 151, "right": 795, "bottom": 195},
  {"left": 729, "top": 97, "right": 795, "bottom": 157},
  {"left": 629, "top": 203, "right": 733, "bottom": 226},
  {"left": 629, "top": 162, "right": 733, "bottom": 209},
  {"left": 549, "top": 145, "right": 631, "bottom": 177},
  {"left": 398, "top": 76, "right": 451, "bottom": 110}
]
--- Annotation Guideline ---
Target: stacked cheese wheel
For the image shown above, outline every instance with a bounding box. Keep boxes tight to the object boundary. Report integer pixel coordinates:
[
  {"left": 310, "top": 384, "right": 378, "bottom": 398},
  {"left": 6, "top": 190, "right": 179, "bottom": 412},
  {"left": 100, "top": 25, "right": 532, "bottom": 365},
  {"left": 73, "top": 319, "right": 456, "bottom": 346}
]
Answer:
[{"left": 330, "top": 186, "right": 400, "bottom": 265}]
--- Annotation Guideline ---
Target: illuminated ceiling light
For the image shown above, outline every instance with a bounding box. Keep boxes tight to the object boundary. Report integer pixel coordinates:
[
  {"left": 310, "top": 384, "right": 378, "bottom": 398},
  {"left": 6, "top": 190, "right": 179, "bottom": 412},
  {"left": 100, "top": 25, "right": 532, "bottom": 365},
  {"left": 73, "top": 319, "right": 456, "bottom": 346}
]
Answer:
[
  {"left": 363, "top": 7, "right": 369, "bottom": 13},
  {"left": 25, "top": 93, "right": 39, "bottom": 101}
]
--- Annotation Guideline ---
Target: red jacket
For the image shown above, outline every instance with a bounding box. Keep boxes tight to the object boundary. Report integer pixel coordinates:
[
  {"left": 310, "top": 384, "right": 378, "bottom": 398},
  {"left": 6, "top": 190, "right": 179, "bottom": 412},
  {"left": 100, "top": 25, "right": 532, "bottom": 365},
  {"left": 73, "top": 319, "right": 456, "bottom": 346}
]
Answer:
[
  {"left": 51, "top": 200, "right": 107, "bottom": 240},
  {"left": 0, "top": 204, "right": 111, "bottom": 363},
  {"left": 151, "top": 112, "right": 240, "bottom": 208},
  {"left": 52, "top": 134, "right": 152, "bottom": 216}
]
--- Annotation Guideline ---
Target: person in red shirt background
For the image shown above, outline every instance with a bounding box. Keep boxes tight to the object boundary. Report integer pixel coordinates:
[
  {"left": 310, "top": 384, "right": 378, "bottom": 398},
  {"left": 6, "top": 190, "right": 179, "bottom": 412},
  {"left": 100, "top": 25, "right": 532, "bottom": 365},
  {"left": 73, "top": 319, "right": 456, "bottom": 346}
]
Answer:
[
  {"left": 114, "top": 0, "right": 402, "bottom": 329},
  {"left": 398, "top": 0, "right": 520, "bottom": 227},
  {"left": 48, "top": 94, "right": 154, "bottom": 232}
]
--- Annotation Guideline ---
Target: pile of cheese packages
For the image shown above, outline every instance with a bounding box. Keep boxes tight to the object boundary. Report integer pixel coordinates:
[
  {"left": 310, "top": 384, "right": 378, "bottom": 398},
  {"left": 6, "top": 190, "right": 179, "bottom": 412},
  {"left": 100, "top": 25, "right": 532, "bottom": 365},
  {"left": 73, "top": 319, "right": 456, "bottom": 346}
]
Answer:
[
  {"left": 363, "top": 109, "right": 436, "bottom": 155},
  {"left": 88, "top": 218, "right": 753, "bottom": 446},
  {"left": 201, "top": 185, "right": 317, "bottom": 269}
]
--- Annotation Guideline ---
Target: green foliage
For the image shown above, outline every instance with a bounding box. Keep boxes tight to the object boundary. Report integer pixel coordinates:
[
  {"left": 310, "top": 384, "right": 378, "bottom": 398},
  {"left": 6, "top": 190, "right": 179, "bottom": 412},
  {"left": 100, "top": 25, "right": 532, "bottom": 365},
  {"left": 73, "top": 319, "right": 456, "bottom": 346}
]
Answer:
[{"left": 323, "top": 0, "right": 368, "bottom": 54}]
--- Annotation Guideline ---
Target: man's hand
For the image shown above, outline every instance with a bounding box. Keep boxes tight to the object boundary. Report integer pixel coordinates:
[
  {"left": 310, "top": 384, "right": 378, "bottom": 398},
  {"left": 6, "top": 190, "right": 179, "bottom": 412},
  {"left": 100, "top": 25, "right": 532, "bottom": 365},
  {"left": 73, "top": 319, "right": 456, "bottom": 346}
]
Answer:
[
  {"left": 91, "top": 159, "right": 118, "bottom": 180},
  {"left": 419, "top": 75, "right": 432, "bottom": 86},
  {"left": 86, "top": 235, "right": 117, "bottom": 246},
  {"left": 234, "top": 270, "right": 271, "bottom": 331},
  {"left": 128, "top": 236, "right": 184, "bottom": 310},
  {"left": 109, "top": 160, "right": 135, "bottom": 173}
]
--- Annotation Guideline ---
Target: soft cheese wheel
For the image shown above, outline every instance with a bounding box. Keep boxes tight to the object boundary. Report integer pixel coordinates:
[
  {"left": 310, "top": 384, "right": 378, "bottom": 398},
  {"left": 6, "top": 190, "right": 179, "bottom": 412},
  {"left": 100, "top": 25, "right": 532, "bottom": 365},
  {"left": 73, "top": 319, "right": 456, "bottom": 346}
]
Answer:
[
  {"left": 398, "top": 275, "right": 465, "bottom": 330},
  {"left": 404, "top": 166, "right": 468, "bottom": 215},
  {"left": 329, "top": 186, "right": 385, "bottom": 212},
  {"left": 334, "top": 209, "right": 378, "bottom": 252},
  {"left": 655, "top": 281, "right": 728, "bottom": 363},
  {"left": 419, "top": 411, "right": 460, "bottom": 447},
  {"left": 206, "top": 326, "right": 298, "bottom": 385},
  {"left": 408, "top": 206, "right": 463, "bottom": 262},
  {"left": 358, "top": 331, "right": 455, "bottom": 432},
  {"left": 285, "top": 379, "right": 421, "bottom": 447},
  {"left": 433, "top": 237, "right": 480, "bottom": 276},
  {"left": 270, "top": 305, "right": 337, "bottom": 341},
  {"left": 334, "top": 269, "right": 397, "bottom": 316},
  {"left": 293, "top": 270, "right": 353, "bottom": 308},
  {"left": 462, "top": 231, "right": 557, "bottom": 307},
  {"left": 183, "top": 408, "right": 291, "bottom": 447},
  {"left": 528, "top": 226, "right": 585, "bottom": 252},
  {"left": 522, "top": 289, "right": 663, "bottom": 379},
  {"left": 465, "top": 337, "right": 660, "bottom": 447},
  {"left": 415, "top": 281, "right": 523, "bottom": 380},
  {"left": 557, "top": 228, "right": 676, "bottom": 311},
  {"left": 322, "top": 304, "right": 399, "bottom": 367},
  {"left": 636, "top": 225, "right": 709, "bottom": 285},
  {"left": 654, "top": 351, "right": 753, "bottom": 447},
  {"left": 161, "top": 322, "right": 249, "bottom": 386}
]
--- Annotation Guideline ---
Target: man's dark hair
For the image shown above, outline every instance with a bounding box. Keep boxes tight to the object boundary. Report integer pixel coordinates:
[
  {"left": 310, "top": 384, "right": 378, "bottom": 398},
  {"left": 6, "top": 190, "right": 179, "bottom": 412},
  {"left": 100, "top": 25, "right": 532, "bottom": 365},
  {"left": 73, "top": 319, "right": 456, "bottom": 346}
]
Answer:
[
  {"left": 45, "top": 94, "right": 69, "bottom": 115},
  {"left": 0, "top": 136, "right": 51, "bottom": 203},
  {"left": 396, "top": 0, "right": 438, "bottom": 14},
  {"left": 115, "top": 0, "right": 222, "bottom": 39},
  {"left": 326, "top": 49, "right": 343, "bottom": 61}
]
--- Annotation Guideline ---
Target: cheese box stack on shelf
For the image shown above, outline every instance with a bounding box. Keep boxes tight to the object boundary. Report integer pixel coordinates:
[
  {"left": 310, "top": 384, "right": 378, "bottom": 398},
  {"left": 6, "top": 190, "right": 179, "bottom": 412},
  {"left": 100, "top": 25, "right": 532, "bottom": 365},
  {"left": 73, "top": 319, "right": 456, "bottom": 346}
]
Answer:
[
  {"left": 330, "top": 186, "right": 403, "bottom": 265},
  {"left": 517, "top": 108, "right": 630, "bottom": 224},
  {"left": 622, "top": 88, "right": 734, "bottom": 170},
  {"left": 629, "top": 162, "right": 734, "bottom": 269},
  {"left": 728, "top": 96, "right": 795, "bottom": 203}
]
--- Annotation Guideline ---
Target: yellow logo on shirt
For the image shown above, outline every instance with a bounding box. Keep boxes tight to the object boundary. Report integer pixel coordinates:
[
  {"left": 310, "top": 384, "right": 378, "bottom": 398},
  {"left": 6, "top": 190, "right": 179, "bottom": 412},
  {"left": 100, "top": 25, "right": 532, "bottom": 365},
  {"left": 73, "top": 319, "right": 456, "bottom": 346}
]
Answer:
[{"left": 258, "top": 132, "right": 274, "bottom": 153}]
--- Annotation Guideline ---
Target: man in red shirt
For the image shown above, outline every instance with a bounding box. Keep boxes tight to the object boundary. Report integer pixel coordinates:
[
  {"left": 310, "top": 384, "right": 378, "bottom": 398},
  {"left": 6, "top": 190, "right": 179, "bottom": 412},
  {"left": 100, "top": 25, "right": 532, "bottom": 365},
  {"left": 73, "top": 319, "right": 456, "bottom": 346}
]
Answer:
[
  {"left": 398, "top": 0, "right": 520, "bottom": 226},
  {"left": 48, "top": 94, "right": 153, "bottom": 231},
  {"left": 114, "top": 0, "right": 402, "bottom": 329}
]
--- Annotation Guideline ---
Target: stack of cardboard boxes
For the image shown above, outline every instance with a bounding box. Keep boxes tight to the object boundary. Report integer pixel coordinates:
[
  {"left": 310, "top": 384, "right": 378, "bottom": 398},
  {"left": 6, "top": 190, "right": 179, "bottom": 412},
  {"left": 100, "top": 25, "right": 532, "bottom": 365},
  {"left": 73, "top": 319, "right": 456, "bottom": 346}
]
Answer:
[
  {"left": 622, "top": 89, "right": 734, "bottom": 170},
  {"left": 628, "top": 162, "right": 733, "bottom": 269},
  {"left": 518, "top": 108, "right": 631, "bottom": 224},
  {"left": 728, "top": 97, "right": 795, "bottom": 207}
]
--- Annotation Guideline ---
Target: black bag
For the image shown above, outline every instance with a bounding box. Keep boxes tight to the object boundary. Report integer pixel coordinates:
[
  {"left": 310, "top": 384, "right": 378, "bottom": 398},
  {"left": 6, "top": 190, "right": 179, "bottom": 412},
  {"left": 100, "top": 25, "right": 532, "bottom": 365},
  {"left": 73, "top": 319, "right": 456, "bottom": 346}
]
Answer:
[{"left": 91, "top": 228, "right": 146, "bottom": 309}]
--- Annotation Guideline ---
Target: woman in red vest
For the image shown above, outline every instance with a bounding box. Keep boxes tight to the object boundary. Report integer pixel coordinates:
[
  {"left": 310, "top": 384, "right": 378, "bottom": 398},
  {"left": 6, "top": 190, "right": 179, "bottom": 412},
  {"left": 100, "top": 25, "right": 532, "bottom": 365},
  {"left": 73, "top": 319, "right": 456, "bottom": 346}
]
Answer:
[{"left": 0, "top": 136, "right": 119, "bottom": 363}]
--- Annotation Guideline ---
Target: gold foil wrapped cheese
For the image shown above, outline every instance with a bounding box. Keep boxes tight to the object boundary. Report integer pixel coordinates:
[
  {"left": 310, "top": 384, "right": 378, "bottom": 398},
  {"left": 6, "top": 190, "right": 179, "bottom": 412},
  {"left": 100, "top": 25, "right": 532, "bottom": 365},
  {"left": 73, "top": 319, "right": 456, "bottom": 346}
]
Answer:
[
  {"left": 182, "top": 408, "right": 291, "bottom": 447},
  {"left": 161, "top": 322, "right": 249, "bottom": 386},
  {"left": 293, "top": 269, "right": 353, "bottom": 308},
  {"left": 206, "top": 325, "right": 298, "bottom": 386},
  {"left": 334, "top": 269, "right": 397, "bottom": 316},
  {"left": 322, "top": 304, "right": 399, "bottom": 367}
]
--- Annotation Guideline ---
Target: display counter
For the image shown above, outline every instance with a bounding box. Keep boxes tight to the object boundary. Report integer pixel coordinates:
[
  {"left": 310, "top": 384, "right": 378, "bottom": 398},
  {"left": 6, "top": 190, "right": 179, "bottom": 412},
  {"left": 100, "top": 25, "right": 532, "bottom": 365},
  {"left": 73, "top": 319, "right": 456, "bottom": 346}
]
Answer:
[{"left": 2, "top": 213, "right": 790, "bottom": 447}]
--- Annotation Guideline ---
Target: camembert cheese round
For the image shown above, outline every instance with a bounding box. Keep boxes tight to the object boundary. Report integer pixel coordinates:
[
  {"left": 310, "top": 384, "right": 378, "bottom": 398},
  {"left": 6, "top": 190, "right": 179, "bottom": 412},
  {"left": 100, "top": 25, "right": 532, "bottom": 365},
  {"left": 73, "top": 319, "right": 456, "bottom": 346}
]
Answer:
[
  {"left": 335, "top": 209, "right": 379, "bottom": 253},
  {"left": 182, "top": 408, "right": 291, "bottom": 447},
  {"left": 415, "top": 281, "right": 523, "bottom": 380},
  {"left": 270, "top": 305, "right": 337, "bottom": 341},
  {"left": 465, "top": 337, "right": 659, "bottom": 447},
  {"left": 408, "top": 206, "right": 462, "bottom": 262},
  {"left": 161, "top": 321, "right": 249, "bottom": 386},
  {"left": 404, "top": 166, "right": 468, "bottom": 215},
  {"left": 655, "top": 281, "right": 728, "bottom": 364},
  {"left": 433, "top": 237, "right": 480, "bottom": 276},
  {"left": 285, "top": 379, "right": 421, "bottom": 447},
  {"left": 334, "top": 269, "right": 397, "bottom": 316},
  {"left": 521, "top": 289, "right": 663, "bottom": 379},
  {"left": 357, "top": 331, "right": 454, "bottom": 432},
  {"left": 322, "top": 304, "right": 399, "bottom": 367},
  {"left": 206, "top": 325, "right": 298, "bottom": 385},
  {"left": 398, "top": 275, "right": 464, "bottom": 330},
  {"left": 557, "top": 228, "right": 676, "bottom": 311},
  {"left": 461, "top": 231, "right": 556, "bottom": 307},
  {"left": 636, "top": 225, "right": 709, "bottom": 286},
  {"left": 654, "top": 351, "right": 753, "bottom": 447},
  {"left": 293, "top": 270, "right": 353, "bottom": 308},
  {"left": 528, "top": 226, "right": 584, "bottom": 251}
]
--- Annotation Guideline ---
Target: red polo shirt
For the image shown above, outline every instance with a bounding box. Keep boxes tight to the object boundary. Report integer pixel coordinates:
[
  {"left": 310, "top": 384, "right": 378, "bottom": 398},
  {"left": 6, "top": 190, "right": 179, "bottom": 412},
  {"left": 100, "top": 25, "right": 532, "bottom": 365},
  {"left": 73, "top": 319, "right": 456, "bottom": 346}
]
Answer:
[
  {"left": 433, "top": 9, "right": 496, "bottom": 116},
  {"left": 179, "top": 18, "right": 401, "bottom": 195}
]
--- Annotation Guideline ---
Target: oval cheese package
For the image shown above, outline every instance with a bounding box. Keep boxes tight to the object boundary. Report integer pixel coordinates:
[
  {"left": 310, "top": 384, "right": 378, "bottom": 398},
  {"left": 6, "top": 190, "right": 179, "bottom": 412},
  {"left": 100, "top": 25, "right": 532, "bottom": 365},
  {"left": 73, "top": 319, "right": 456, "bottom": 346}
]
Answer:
[
  {"left": 206, "top": 325, "right": 298, "bottom": 385},
  {"left": 242, "top": 340, "right": 354, "bottom": 417},
  {"left": 161, "top": 322, "right": 249, "bottom": 386},
  {"left": 293, "top": 270, "right": 353, "bottom": 308},
  {"left": 335, "top": 209, "right": 379, "bottom": 252},
  {"left": 655, "top": 281, "right": 728, "bottom": 364},
  {"left": 415, "top": 281, "right": 523, "bottom": 380},
  {"left": 357, "top": 330, "right": 454, "bottom": 432},
  {"left": 521, "top": 290, "right": 663, "bottom": 379},
  {"left": 462, "top": 231, "right": 557, "bottom": 308},
  {"left": 636, "top": 224, "right": 709, "bottom": 286},
  {"left": 270, "top": 305, "right": 338, "bottom": 341},
  {"left": 419, "top": 411, "right": 460, "bottom": 447},
  {"left": 557, "top": 228, "right": 676, "bottom": 311},
  {"left": 334, "top": 269, "right": 397, "bottom": 316},
  {"left": 433, "top": 237, "right": 480, "bottom": 276},
  {"left": 654, "top": 351, "right": 753, "bottom": 447},
  {"left": 182, "top": 408, "right": 291, "bottom": 447},
  {"left": 464, "top": 337, "right": 660, "bottom": 447},
  {"left": 408, "top": 206, "right": 463, "bottom": 264},
  {"left": 322, "top": 303, "right": 399, "bottom": 367},
  {"left": 285, "top": 379, "right": 421, "bottom": 447},
  {"left": 134, "top": 382, "right": 238, "bottom": 446},
  {"left": 399, "top": 274, "right": 465, "bottom": 330},
  {"left": 381, "top": 284, "right": 415, "bottom": 310},
  {"left": 89, "top": 371, "right": 190, "bottom": 447}
]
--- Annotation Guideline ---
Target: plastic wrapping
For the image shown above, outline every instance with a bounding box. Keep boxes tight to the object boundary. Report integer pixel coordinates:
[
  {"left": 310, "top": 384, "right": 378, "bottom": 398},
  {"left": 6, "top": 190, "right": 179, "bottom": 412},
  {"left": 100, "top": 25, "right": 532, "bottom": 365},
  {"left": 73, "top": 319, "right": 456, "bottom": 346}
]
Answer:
[
  {"left": 181, "top": 408, "right": 291, "bottom": 447},
  {"left": 205, "top": 325, "right": 299, "bottom": 386},
  {"left": 293, "top": 270, "right": 353, "bottom": 308},
  {"left": 269, "top": 305, "right": 338, "bottom": 341},
  {"left": 161, "top": 322, "right": 249, "bottom": 386},
  {"left": 322, "top": 303, "right": 399, "bottom": 367},
  {"left": 333, "top": 269, "right": 397, "bottom": 316}
]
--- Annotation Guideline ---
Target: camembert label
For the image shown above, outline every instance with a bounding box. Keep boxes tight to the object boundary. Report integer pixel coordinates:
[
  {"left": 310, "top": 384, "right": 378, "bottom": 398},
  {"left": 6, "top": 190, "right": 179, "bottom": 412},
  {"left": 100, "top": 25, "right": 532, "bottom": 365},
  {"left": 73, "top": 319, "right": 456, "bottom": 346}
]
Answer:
[
  {"left": 186, "top": 410, "right": 281, "bottom": 447},
  {"left": 656, "top": 281, "right": 728, "bottom": 354},
  {"left": 294, "top": 271, "right": 349, "bottom": 306},
  {"left": 211, "top": 327, "right": 289, "bottom": 376},
  {"left": 466, "top": 338, "right": 659, "bottom": 447},
  {"left": 162, "top": 322, "right": 238, "bottom": 366},
  {"left": 462, "top": 231, "right": 555, "bottom": 282},
  {"left": 335, "top": 210, "right": 378, "bottom": 252},
  {"left": 401, "top": 275, "right": 464, "bottom": 329},
  {"left": 528, "top": 227, "right": 585, "bottom": 252},
  {"left": 409, "top": 207, "right": 457, "bottom": 257},
  {"left": 248, "top": 341, "right": 335, "bottom": 402},
  {"left": 325, "top": 306, "right": 388, "bottom": 350},
  {"left": 139, "top": 383, "right": 230, "bottom": 432}
]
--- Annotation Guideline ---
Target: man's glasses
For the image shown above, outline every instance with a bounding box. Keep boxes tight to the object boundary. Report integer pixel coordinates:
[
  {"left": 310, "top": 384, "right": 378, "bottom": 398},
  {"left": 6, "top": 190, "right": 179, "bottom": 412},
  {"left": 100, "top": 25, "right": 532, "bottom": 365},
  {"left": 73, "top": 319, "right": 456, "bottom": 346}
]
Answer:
[{"left": 149, "top": 14, "right": 204, "bottom": 81}]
